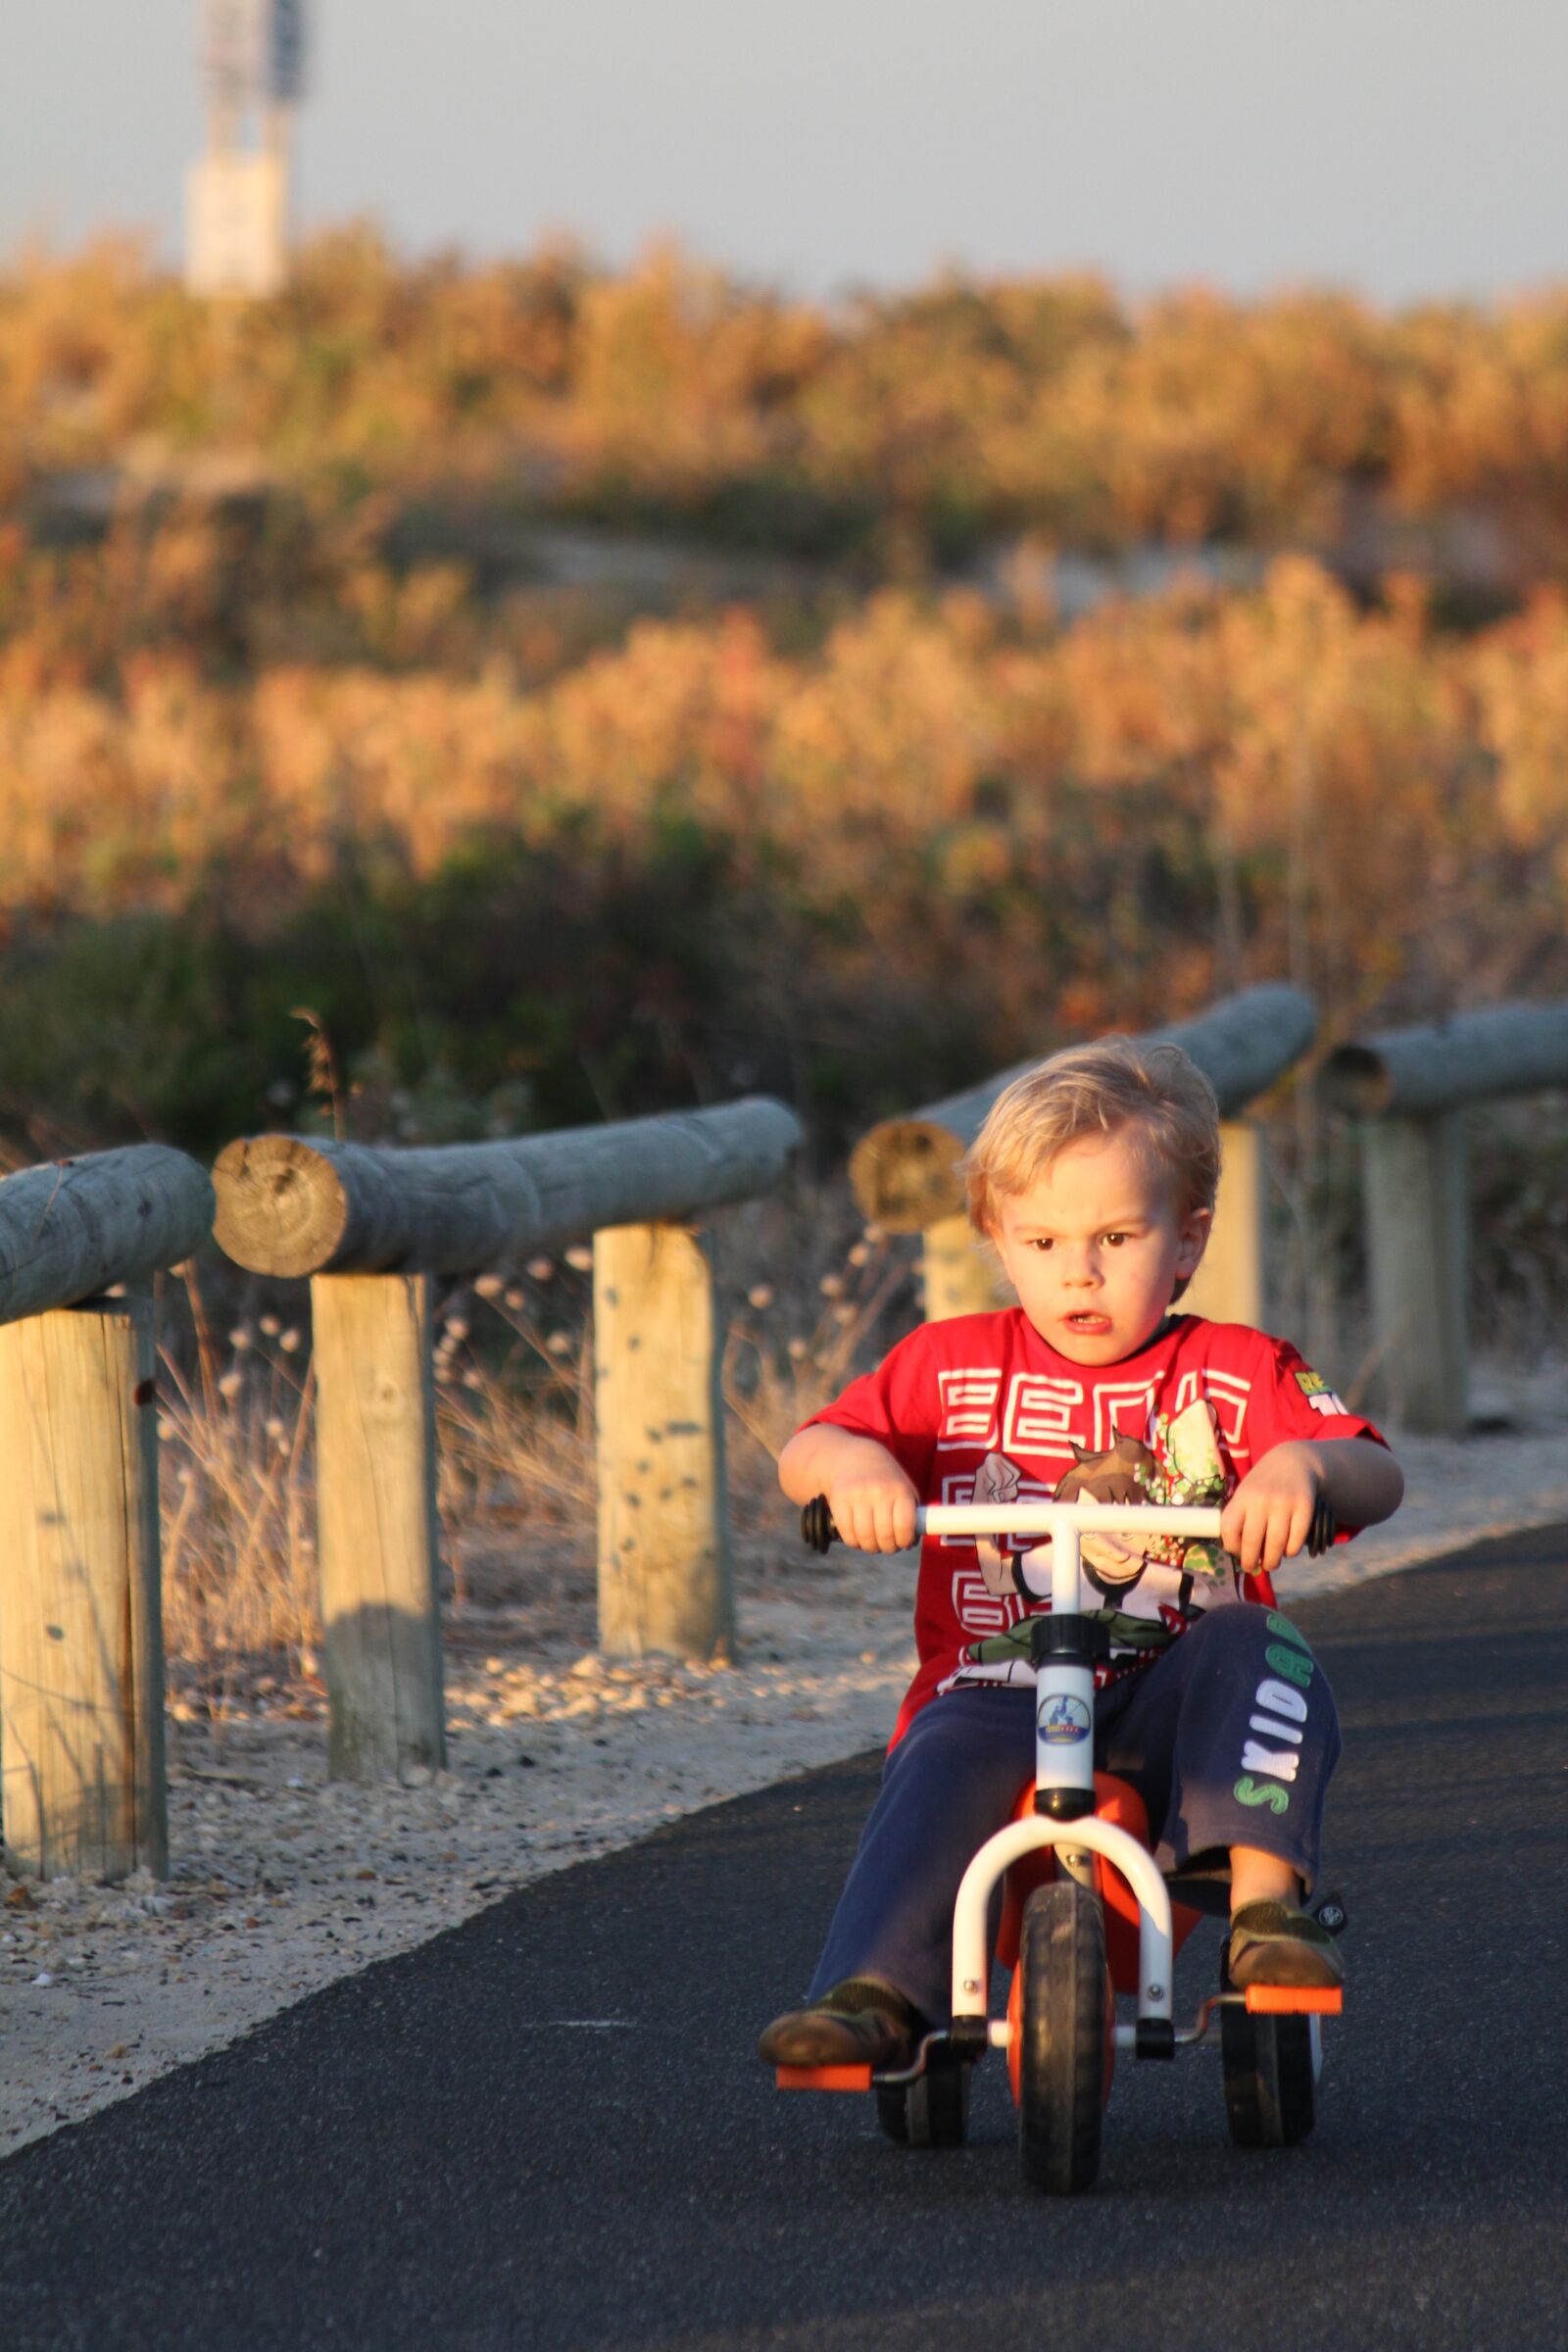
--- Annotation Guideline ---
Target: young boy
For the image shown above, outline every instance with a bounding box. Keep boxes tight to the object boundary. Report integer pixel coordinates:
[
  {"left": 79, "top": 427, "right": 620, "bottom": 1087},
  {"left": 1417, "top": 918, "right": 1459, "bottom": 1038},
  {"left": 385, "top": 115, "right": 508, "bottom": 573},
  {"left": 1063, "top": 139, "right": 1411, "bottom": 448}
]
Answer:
[{"left": 760, "top": 1038, "right": 1403, "bottom": 2073}]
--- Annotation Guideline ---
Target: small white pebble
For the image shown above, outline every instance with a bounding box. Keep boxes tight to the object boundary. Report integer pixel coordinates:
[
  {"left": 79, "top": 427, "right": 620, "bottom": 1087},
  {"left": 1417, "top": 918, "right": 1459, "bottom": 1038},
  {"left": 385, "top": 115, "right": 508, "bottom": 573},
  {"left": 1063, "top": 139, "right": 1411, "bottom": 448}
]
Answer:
[{"left": 31, "top": 1973, "right": 53, "bottom": 1987}]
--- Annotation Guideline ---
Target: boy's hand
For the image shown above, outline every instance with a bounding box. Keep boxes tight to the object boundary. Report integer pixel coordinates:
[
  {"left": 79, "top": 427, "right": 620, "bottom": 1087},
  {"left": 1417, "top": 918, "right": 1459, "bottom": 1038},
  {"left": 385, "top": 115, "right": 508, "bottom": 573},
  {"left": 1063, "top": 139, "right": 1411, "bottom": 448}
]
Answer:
[
  {"left": 1221, "top": 1444, "right": 1321, "bottom": 1579},
  {"left": 827, "top": 1459, "right": 920, "bottom": 1554}
]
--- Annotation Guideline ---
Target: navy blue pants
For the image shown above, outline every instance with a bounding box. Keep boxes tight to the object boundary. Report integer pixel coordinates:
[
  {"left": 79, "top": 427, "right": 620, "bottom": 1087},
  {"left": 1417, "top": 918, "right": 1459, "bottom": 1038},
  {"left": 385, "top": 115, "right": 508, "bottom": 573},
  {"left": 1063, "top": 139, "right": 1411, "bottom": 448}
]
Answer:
[{"left": 806, "top": 1602, "right": 1340, "bottom": 2026}]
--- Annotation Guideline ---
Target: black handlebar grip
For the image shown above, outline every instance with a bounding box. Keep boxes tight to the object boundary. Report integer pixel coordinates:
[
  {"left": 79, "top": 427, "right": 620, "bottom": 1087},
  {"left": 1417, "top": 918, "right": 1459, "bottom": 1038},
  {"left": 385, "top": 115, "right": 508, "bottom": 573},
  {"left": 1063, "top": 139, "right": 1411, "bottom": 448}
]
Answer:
[
  {"left": 801, "top": 1494, "right": 840, "bottom": 1553},
  {"left": 1306, "top": 1494, "right": 1339, "bottom": 1558}
]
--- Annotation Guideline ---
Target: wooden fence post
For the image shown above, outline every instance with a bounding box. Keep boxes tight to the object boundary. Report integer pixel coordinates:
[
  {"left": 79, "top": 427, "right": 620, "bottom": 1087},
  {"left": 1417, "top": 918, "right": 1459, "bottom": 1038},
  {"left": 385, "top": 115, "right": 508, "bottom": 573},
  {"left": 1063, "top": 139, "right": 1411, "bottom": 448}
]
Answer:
[
  {"left": 1182, "top": 1120, "right": 1267, "bottom": 1328},
  {"left": 1319, "top": 1004, "right": 1568, "bottom": 1437},
  {"left": 594, "top": 1223, "right": 733, "bottom": 1662},
  {"left": 921, "top": 1211, "right": 1004, "bottom": 1322},
  {"left": 310, "top": 1274, "right": 446, "bottom": 1781},
  {"left": 1359, "top": 1112, "right": 1469, "bottom": 1435},
  {"left": 0, "top": 1297, "right": 167, "bottom": 1881}
]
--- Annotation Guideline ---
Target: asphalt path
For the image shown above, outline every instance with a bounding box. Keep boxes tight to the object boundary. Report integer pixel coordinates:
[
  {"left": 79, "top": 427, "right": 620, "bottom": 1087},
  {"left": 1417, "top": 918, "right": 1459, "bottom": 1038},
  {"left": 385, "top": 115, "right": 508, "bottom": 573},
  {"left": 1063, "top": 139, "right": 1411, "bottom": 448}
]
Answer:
[{"left": 3, "top": 1525, "right": 1566, "bottom": 2351}]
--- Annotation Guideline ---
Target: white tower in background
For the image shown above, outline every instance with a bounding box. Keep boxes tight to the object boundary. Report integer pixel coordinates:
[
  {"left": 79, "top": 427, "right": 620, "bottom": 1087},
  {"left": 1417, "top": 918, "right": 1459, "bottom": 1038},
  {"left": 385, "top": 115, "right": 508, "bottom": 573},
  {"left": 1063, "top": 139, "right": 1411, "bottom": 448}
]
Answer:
[{"left": 186, "top": 1, "right": 308, "bottom": 297}]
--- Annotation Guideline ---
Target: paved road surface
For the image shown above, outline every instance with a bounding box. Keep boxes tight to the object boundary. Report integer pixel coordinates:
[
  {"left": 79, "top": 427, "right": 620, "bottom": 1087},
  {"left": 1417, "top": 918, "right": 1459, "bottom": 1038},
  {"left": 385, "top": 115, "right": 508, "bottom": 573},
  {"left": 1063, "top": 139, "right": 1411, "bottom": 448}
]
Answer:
[{"left": 2, "top": 1526, "right": 1565, "bottom": 2350}]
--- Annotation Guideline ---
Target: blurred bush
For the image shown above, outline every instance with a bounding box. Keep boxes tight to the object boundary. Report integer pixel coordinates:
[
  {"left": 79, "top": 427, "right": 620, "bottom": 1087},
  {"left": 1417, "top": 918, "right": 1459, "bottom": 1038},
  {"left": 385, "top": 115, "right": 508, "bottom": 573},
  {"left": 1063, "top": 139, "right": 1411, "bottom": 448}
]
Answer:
[
  {"left": 9, "top": 233, "right": 1568, "bottom": 565},
  {"left": 0, "top": 560, "right": 1563, "bottom": 1159}
]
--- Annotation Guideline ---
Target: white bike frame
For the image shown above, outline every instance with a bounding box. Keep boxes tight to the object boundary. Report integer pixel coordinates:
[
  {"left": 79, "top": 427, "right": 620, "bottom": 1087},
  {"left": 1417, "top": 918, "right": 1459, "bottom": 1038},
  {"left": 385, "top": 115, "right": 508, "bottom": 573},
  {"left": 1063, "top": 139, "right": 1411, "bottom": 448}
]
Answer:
[{"left": 919, "top": 1499, "right": 1224, "bottom": 2046}]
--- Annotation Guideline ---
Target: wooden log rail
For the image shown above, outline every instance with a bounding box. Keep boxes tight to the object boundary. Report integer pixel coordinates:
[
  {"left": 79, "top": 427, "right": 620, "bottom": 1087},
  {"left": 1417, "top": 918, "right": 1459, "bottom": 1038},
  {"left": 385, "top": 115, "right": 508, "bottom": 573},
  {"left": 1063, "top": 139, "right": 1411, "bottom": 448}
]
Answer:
[
  {"left": 0, "top": 1147, "right": 215, "bottom": 1883},
  {"left": 1319, "top": 1004, "right": 1568, "bottom": 1435},
  {"left": 212, "top": 1101, "right": 803, "bottom": 1782},
  {"left": 847, "top": 985, "right": 1318, "bottom": 1326}
]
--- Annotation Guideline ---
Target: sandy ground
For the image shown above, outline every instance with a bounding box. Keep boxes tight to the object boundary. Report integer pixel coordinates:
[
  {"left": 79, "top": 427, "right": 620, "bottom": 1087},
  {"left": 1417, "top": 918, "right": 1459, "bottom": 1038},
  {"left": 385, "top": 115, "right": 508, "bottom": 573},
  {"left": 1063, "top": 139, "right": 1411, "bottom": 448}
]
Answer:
[{"left": 3, "top": 1375, "right": 1565, "bottom": 2157}]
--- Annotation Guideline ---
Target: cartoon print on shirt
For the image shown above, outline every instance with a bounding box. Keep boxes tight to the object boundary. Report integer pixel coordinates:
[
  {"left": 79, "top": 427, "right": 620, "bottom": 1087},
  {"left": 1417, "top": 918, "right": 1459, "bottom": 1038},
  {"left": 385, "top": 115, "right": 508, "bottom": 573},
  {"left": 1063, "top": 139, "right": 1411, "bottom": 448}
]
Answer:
[
  {"left": 1054, "top": 1433, "right": 1159, "bottom": 1594},
  {"left": 970, "top": 1448, "right": 1023, "bottom": 1598},
  {"left": 942, "top": 1397, "right": 1245, "bottom": 1693}
]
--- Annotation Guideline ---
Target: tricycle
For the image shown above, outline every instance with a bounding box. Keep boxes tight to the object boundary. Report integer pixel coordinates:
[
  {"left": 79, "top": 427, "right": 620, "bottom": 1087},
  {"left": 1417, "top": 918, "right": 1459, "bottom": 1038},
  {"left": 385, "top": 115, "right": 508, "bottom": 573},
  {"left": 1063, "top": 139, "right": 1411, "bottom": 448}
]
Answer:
[{"left": 777, "top": 1494, "right": 1343, "bottom": 2193}]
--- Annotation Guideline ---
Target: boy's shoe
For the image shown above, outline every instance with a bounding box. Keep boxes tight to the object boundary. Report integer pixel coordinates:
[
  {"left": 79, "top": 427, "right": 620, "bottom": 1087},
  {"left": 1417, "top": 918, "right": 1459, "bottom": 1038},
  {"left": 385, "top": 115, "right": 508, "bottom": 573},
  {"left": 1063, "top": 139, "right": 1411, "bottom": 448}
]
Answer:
[
  {"left": 757, "top": 1978, "right": 924, "bottom": 2070},
  {"left": 1227, "top": 1899, "right": 1344, "bottom": 1990}
]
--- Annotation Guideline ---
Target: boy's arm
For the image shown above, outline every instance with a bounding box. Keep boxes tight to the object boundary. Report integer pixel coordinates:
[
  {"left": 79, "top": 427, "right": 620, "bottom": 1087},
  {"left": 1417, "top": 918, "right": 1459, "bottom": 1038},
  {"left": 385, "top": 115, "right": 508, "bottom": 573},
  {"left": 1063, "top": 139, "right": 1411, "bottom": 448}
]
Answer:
[
  {"left": 777, "top": 1423, "right": 920, "bottom": 1554},
  {"left": 1221, "top": 1437, "right": 1404, "bottom": 1580}
]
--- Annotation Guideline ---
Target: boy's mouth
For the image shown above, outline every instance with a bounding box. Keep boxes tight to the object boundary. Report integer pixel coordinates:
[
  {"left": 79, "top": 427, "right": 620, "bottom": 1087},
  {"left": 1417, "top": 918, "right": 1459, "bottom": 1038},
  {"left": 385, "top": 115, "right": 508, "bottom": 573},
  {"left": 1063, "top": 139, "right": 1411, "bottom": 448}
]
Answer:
[{"left": 1064, "top": 1312, "right": 1111, "bottom": 1334}]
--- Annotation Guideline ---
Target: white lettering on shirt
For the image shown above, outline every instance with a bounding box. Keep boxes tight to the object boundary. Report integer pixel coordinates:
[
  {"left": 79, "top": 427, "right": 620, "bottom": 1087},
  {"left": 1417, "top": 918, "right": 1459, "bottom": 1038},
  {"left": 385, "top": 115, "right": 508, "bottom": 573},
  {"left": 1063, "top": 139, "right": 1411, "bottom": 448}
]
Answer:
[
  {"left": 1171, "top": 1366, "right": 1252, "bottom": 1458},
  {"left": 1002, "top": 1373, "right": 1084, "bottom": 1458},
  {"left": 1090, "top": 1380, "right": 1159, "bottom": 1451},
  {"left": 935, "top": 1369, "right": 1004, "bottom": 1449},
  {"left": 950, "top": 1561, "right": 1023, "bottom": 1636}
]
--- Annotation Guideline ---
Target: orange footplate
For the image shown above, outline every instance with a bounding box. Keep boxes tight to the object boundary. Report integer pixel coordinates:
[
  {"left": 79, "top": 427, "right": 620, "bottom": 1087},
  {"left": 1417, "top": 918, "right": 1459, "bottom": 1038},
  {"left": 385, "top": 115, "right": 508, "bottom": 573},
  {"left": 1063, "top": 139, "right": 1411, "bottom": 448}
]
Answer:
[
  {"left": 774, "top": 2064, "right": 873, "bottom": 2092},
  {"left": 1244, "top": 1984, "right": 1343, "bottom": 2016}
]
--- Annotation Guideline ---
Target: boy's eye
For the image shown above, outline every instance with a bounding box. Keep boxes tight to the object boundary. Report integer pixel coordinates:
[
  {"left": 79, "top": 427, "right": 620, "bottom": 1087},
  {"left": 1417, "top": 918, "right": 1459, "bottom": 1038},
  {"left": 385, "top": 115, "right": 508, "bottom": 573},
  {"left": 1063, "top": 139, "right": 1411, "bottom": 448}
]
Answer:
[
  {"left": 1030, "top": 1237, "right": 1053, "bottom": 1252},
  {"left": 1102, "top": 1232, "right": 1127, "bottom": 1248}
]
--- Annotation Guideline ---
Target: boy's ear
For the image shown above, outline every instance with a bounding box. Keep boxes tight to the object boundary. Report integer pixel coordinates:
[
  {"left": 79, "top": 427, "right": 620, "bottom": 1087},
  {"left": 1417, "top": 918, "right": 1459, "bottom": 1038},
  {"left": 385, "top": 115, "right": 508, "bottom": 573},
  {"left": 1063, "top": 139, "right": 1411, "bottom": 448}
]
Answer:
[{"left": 1175, "top": 1204, "right": 1212, "bottom": 1277}]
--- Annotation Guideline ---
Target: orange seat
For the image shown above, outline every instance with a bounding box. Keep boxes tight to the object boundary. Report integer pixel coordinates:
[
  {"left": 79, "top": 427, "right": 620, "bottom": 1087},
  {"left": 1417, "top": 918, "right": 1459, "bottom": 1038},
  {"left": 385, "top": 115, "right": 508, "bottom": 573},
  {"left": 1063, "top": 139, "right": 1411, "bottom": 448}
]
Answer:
[{"left": 995, "top": 1772, "right": 1201, "bottom": 1996}]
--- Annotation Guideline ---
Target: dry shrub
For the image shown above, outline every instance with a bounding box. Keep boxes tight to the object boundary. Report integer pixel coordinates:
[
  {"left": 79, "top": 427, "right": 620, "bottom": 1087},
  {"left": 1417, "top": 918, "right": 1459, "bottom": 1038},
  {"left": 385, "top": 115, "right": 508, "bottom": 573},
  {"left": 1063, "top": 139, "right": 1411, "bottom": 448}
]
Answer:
[
  {"left": 158, "top": 1278, "right": 318, "bottom": 1715},
  {"left": 14, "top": 236, "right": 1568, "bottom": 558},
  {"left": 2, "top": 563, "right": 1564, "bottom": 1037}
]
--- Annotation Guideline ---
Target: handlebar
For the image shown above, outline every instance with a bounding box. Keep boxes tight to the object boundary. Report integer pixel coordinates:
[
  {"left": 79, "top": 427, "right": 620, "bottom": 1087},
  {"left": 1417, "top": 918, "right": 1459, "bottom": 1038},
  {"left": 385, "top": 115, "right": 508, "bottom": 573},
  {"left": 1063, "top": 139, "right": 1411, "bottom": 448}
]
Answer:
[{"left": 800, "top": 1493, "right": 1338, "bottom": 1557}]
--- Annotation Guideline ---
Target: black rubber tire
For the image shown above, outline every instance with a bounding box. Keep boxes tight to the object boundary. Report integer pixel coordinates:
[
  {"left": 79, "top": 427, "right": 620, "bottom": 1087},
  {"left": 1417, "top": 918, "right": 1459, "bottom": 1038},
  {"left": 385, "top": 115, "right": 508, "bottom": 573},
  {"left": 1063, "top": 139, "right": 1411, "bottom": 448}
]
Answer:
[
  {"left": 875, "top": 2062, "right": 969, "bottom": 2148},
  {"left": 1017, "top": 1879, "right": 1108, "bottom": 2195},
  {"left": 1220, "top": 1997, "right": 1317, "bottom": 2148}
]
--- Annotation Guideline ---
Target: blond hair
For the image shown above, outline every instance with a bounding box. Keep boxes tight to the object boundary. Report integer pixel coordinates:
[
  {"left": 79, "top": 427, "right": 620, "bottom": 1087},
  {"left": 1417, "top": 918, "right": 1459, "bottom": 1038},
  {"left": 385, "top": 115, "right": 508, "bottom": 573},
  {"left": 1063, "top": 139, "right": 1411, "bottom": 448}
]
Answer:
[{"left": 962, "top": 1036, "right": 1221, "bottom": 1236}]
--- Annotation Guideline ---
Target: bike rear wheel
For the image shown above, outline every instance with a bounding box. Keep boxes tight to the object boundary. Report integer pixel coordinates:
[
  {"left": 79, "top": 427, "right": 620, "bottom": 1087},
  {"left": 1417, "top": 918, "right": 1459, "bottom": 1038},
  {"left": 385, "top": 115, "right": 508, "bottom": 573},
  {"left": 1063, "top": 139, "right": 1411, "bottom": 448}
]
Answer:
[{"left": 875, "top": 2061, "right": 969, "bottom": 2149}]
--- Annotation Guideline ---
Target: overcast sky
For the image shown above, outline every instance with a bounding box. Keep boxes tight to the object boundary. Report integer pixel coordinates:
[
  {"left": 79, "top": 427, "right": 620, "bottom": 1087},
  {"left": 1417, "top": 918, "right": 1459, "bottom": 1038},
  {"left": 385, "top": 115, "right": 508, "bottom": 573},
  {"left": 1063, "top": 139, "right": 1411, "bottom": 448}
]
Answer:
[{"left": 4, "top": 0, "right": 1564, "bottom": 304}]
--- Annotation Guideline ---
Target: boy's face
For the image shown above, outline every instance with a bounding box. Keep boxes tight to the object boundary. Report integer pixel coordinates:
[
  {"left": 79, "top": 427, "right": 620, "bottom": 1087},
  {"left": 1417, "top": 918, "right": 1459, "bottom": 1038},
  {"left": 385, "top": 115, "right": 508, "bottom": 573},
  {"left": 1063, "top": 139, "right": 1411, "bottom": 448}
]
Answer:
[{"left": 989, "top": 1123, "right": 1209, "bottom": 1367}]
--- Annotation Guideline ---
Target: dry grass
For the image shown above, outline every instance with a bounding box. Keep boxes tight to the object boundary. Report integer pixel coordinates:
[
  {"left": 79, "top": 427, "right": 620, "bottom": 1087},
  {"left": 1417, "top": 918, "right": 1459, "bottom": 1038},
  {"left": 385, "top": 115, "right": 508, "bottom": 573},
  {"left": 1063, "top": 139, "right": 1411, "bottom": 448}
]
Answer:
[
  {"left": 158, "top": 1271, "right": 318, "bottom": 1721},
  {"left": 153, "top": 1202, "right": 911, "bottom": 1711}
]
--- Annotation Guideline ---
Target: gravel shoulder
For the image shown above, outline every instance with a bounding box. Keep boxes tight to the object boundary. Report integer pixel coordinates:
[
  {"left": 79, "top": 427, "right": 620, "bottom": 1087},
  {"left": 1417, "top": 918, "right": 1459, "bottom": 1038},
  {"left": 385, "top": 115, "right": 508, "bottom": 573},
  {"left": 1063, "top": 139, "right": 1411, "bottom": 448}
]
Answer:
[{"left": 2, "top": 1380, "right": 1564, "bottom": 2158}]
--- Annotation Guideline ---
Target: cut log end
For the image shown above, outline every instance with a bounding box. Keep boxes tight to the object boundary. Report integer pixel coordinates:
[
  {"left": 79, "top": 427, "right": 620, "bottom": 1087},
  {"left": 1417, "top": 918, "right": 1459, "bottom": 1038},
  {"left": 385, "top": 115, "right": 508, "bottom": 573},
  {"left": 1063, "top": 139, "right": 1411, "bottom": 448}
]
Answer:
[
  {"left": 213, "top": 1136, "right": 351, "bottom": 1278},
  {"left": 848, "top": 1120, "right": 966, "bottom": 1232},
  {"left": 1316, "top": 1044, "right": 1392, "bottom": 1117}
]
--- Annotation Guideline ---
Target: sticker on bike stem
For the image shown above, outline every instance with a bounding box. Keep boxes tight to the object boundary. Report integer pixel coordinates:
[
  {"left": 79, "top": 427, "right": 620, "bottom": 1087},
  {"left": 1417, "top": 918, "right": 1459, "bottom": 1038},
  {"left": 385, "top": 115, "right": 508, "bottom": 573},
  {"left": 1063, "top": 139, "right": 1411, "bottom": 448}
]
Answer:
[{"left": 1040, "top": 1693, "right": 1092, "bottom": 1744}]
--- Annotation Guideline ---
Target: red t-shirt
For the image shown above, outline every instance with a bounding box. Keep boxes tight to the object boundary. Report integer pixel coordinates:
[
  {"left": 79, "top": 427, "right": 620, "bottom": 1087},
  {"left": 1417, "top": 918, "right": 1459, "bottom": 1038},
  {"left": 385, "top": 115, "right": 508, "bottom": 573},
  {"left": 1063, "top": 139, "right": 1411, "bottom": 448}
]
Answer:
[{"left": 806, "top": 1310, "right": 1384, "bottom": 1745}]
